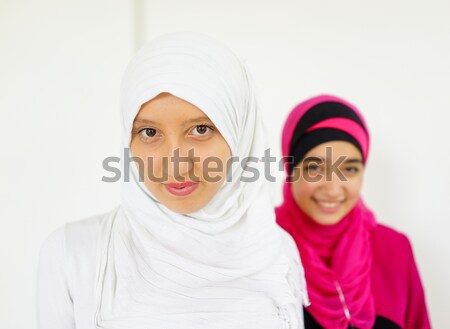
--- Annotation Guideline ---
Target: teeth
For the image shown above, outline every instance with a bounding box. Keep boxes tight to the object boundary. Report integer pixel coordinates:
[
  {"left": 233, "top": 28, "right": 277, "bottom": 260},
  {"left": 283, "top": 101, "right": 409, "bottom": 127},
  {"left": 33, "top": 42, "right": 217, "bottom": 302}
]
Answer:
[{"left": 318, "top": 202, "right": 339, "bottom": 208}]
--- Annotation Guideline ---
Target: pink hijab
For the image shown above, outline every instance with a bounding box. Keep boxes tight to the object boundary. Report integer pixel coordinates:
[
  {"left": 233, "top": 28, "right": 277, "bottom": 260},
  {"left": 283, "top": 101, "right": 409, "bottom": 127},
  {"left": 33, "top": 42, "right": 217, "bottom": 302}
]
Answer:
[{"left": 276, "top": 95, "right": 377, "bottom": 329}]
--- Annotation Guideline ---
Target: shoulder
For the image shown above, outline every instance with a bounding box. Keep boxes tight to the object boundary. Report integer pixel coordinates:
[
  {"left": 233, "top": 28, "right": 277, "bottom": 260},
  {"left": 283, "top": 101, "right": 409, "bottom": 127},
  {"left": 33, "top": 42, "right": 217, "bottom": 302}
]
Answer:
[
  {"left": 38, "top": 208, "right": 119, "bottom": 300},
  {"left": 369, "top": 224, "right": 430, "bottom": 327},
  {"left": 37, "top": 210, "right": 117, "bottom": 328},
  {"left": 370, "top": 223, "right": 416, "bottom": 280},
  {"left": 371, "top": 224, "right": 412, "bottom": 253},
  {"left": 278, "top": 226, "right": 301, "bottom": 260},
  {"left": 40, "top": 207, "right": 117, "bottom": 262},
  {"left": 277, "top": 226, "right": 311, "bottom": 306},
  {"left": 64, "top": 211, "right": 107, "bottom": 250}
]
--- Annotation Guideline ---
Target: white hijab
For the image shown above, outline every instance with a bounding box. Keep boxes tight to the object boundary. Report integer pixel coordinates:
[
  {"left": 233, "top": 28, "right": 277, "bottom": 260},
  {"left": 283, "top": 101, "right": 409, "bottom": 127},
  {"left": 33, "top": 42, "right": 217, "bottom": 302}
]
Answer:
[{"left": 95, "top": 32, "right": 306, "bottom": 329}]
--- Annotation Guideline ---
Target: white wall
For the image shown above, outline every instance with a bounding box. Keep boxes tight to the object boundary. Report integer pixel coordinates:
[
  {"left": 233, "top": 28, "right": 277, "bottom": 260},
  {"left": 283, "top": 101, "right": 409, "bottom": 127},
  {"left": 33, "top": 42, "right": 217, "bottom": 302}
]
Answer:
[
  {"left": 1, "top": 0, "right": 449, "bottom": 327},
  {"left": 0, "top": 0, "right": 134, "bottom": 327}
]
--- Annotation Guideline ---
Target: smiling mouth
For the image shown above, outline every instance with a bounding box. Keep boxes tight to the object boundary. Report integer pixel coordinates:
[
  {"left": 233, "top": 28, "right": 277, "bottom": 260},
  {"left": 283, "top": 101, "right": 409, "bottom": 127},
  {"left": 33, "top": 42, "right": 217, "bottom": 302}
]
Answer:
[
  {"left": 164, "top": 181, "right": 199, "bottom": 197},
  {"left": 314, "top": 199, "right": 344, "bottom": 213}
]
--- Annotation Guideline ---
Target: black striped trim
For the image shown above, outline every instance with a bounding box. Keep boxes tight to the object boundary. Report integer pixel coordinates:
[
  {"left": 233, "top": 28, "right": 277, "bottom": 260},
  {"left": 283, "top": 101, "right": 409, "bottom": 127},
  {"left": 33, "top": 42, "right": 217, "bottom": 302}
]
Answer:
[{"left": 288, "top": 101, "right": 367, "bottom": 173}]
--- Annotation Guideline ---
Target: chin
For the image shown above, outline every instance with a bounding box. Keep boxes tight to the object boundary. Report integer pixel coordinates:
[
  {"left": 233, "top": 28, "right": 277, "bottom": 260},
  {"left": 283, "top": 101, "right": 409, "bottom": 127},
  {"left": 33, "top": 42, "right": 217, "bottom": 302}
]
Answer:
[
  {"left": 313, "top": 214, "right": 343, "bottom": 226},
  {"left": 166, "top": 202, "right": 203, "bottom": 215}
]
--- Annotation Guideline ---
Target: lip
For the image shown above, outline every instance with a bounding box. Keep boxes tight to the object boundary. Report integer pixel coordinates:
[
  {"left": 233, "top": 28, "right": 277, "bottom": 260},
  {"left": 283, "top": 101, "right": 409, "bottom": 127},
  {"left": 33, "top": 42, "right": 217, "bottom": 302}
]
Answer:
[
  {"left": 164, "top": 181, "right": 199, "bottom": 197},
  {"left": 313, "top": 198, "right": 344, "bottom": 214}
]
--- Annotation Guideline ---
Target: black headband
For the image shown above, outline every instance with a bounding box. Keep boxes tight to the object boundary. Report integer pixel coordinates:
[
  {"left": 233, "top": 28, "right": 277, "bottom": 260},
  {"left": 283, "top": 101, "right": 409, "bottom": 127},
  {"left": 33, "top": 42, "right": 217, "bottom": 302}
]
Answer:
[{"left": 288, "top": 101, "right": 367, "bottom": 174}]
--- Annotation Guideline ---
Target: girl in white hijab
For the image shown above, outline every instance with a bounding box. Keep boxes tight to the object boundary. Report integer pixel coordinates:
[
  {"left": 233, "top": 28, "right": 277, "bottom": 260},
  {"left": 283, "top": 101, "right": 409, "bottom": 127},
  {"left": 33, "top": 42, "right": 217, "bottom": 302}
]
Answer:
[{"left": 37, "top": 32, "right": 309, "bottom": 329}]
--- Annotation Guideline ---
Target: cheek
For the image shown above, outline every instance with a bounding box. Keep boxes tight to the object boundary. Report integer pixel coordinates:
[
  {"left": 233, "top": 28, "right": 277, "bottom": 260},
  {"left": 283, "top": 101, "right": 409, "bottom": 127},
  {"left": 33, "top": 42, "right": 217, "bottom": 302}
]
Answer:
[
  {"left": 130, "top": 139, "right": 145, "bottom": 173},
  {"left": 291, "top": 180, "right": 316, "bottom": 208},
  {"left": 130, "top": 137, "right": 140, "bottom": 157},
  {"left": 345, "top": 177, "right": 363, "bottom": 204},
  {"left": 130, "top": 139, "right": 164, "bottom": 180},
  {"left": 194, "top": 142, "right": 231, "bottom": 175}
]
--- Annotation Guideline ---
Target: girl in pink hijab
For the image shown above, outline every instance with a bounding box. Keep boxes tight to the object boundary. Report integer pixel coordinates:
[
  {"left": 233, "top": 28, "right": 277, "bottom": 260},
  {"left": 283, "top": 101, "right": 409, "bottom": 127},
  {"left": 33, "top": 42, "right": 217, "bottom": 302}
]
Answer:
[{"left": 276, "top": 95, "right": 431, "bottom": 329}]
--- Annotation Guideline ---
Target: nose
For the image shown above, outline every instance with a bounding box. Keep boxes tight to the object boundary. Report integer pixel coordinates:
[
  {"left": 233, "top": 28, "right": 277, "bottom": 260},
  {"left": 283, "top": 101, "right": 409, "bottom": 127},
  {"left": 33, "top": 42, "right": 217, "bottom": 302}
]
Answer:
[
  {"left": 164, "top": 139, "right": 195, "bottom": 182},
  {"left": 320, "top": 174, "right": 344, "bottom": 199}
]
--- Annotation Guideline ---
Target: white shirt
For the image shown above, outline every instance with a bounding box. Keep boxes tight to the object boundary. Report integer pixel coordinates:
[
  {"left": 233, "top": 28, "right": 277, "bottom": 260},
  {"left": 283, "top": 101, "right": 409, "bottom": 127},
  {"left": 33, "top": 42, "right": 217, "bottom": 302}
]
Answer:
[{"left": 37, "top": 208, "right": 308, "bottom": 329}]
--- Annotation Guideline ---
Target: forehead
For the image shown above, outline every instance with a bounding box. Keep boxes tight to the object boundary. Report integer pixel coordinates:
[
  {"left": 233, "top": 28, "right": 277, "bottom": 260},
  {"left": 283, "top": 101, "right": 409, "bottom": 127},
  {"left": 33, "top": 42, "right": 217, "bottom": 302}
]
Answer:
[
  {"left": 135, "top": 93, "right": 213, "bottom": 125},
  {"left": 304, "top": 141, "right": 362, "bottom": 160}
]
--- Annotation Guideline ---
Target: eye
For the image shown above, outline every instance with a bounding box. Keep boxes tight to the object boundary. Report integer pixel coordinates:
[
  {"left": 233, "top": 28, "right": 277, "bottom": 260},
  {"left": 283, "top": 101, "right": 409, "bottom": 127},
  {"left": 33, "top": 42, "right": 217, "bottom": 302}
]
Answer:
[
  {"left": 141, "top": 128, "right": 157, "bottom": 137},
  {"left": 343, "top": 166, "right": 360, "bottom": 174},
  {"left": 191, "top": 124, "right": 213, "bottom": 136},
  {"left": 304, "top": 164, "right": 322, "bottom": 172},
  {"left": 138, "top": 128, "right": 159, "bottom": 142}
]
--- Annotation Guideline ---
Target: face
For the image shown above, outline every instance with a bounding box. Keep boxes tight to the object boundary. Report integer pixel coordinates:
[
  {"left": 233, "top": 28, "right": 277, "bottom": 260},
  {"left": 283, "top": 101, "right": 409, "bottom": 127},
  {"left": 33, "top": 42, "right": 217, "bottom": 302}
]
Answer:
[
  {"left": 290, "top": 141, "right": 364, "bottom": 225},
  {"left": 130, "top": 93, "right": 231, "bottom": 214}
]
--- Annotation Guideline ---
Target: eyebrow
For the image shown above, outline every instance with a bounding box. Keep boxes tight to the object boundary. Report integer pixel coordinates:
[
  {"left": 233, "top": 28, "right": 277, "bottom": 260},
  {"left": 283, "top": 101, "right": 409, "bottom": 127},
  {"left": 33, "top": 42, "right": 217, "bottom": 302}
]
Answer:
[
  {"left": 133, "top": 116, "right": 212, "bottom": 126},
  {"left": 301, "top": 157, "right": 363, "bottom": 164},
  {"left": 343, "top": 158, "right": 364, "bottom": 164},
  {"left": 302, "top": 157, "right": 324, "bottom": 164},
  {"left": 134, "top": 118, "right": 157, "bottom": 125},
  {"left": 181, "top": 116, "right": 212, "bottom": 125}
]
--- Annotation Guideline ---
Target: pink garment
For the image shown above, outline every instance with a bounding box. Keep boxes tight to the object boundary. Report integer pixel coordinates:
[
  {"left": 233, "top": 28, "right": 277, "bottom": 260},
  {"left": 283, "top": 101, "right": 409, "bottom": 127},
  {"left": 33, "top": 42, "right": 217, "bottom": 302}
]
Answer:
[
  {"left": 277, "top": 95, "right": 376, "bottom": 329},
  {"left": 276, "top": 95, "right": 431, "bottom": 329},
  {"left": 277, "top": 188, "right": 377, "bottom": 329},
  {"left": 370, "top": 224, "right": 431, "bottom": 329}
]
